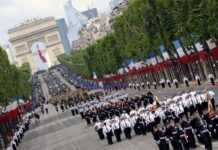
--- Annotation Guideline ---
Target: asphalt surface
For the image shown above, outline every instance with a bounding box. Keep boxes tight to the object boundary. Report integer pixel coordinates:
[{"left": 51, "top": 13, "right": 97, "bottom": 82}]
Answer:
[{"left": 18, "top": 82, "right": 218, "bottom": 150}]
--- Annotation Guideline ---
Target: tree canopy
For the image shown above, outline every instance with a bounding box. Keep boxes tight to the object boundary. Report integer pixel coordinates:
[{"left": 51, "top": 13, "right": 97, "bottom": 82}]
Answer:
[
  {"left": 60, "top": 0, "right": 218, "bottom": 77},
  {"left": 0, "top": 47, "right": 32, "bottom": 106}
]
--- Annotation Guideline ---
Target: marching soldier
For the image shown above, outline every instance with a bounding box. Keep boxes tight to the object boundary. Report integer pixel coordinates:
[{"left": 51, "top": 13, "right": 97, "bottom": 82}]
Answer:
[
  {"left": 111, "top": 117, "right": 122, "bottom": 142},
  {"left": 152, "top": 126, "right": 170, "bottom": 150},
  {"left": 84, "top": 111, "right": 91, "bottom": 125},
  {"left": 166, "top": 79, "right": 171, "bottom": 88},
  {"left": 181, "top": 119, "right": 197, "bottom": 148},
  {"left": 183, "top": 76, "right": 189, "bottom": 87},
  {"left": 178, "top": 127, "right": 190, "bottom": 150},
  {"left": 147, "top": 81, "right": 151, "bottom": 89},
  {"left": 195, "top": 74, "right": 201, "bottom": 85},
  {"left": 129, "top": 83, "right": 132, "bottom": 89},
  {"left": 153, "top": 81, "right": 157, "bottom": 89},
  {"left": 120, "top": 117, "right": 132, "bottom": 139},
  {"left": 198, "top": 124, "right": 213, "bottom": 150},
  {"left": 173, "top": 79, "right": 179, "bottom": 88},
  {"left": 134, "top": 116, "right": 145, "bottom": 135},
  {"left": 70, "top": 105, "right": 76, "bottom": 116},
  {"left": 103, "top": 121, "right": 113, "bottom": 145},
  {"left": 165, "top": 121, "right": 183, "bottom": 150},
  {"left": 160, "top": 78, "right": 166, "bottom": 88},
  {"left": 141, "top": 82, "right": 145, "bottom": 89},
  {"left": 94, "top": 121, "right": 105, "bottom": 140},
  {"left": 136, "top": 83, "right": 140, "bottom": 91}
]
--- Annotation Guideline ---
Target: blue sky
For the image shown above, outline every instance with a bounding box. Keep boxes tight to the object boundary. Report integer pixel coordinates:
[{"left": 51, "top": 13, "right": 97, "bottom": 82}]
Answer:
[{"left": 0, "top": 0, "right": 111, "bottom": 45}]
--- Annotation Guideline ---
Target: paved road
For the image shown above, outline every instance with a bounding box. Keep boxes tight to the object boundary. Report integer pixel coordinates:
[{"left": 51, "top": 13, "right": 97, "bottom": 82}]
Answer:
[
  {"left": 38, "top": 74, "right": 51, "bottom": 101},
  {"left": 18, "top": 111, "right": 216, "bottom": 150},
  {"left": 18, "top": 84, "right": 218, "bottom": 150},
  {"left": 53, "top": 70, "right": 76, "bottom": 91}
]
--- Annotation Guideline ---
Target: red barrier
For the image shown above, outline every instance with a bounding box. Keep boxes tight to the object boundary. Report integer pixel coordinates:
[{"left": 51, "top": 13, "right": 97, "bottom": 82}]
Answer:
[
  {"left": 96, "top": 48, "right": 217, "bottom": 82},
  {"left": 0, "top": 101, "right": 32, "bottom": 124},
  {"left": 212, "top": 47, "right": 218, "bottom": 60}
]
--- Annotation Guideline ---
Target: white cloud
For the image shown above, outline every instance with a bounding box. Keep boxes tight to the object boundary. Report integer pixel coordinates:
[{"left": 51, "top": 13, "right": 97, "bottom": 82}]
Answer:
[{"left": 0, "top": 0, "right": 111, "bottom": 45}]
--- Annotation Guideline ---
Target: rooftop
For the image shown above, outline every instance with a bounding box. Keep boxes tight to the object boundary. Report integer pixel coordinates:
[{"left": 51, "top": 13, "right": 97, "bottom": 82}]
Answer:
[{"left": 8, "top": 17, "right": 55, "bottom": 34}]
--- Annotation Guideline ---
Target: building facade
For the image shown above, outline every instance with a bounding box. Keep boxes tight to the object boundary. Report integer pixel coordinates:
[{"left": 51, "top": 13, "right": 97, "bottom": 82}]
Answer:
[
  {"left": 72, "top": 15, "right": 111, "bottom": 50},
  {"left": 64, "top": 0, "right": 88, "bottom": 42},
  {"left": 8, "top": 17, "right": 65, "bottom": 73},
  {"left": 82, "top": 8, "right": 98, "bottom": 20},
  {"left": 56, "top": 18, "right": 71, "bottom": 53}
]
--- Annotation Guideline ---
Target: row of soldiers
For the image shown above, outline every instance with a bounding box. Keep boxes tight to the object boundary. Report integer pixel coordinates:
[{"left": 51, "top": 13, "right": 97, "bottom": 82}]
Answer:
[
  {"left": 129, "top": 74, "right": 216, "bottom": 90},
  {"left": 75, "top": 92, "right": 154, "bottom": 125},
  {"left": 91, "top": 90, "right": 216, "bottom": 150},
  {"left": 7, "top": 113, "right": 31, "bottom": 150}
]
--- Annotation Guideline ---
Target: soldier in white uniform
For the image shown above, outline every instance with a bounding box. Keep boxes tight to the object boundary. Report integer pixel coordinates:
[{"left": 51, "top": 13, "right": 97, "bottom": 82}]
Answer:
[
  {"left": 129, "top": 83, "right": 132, "bottom": 89},
  {"left": 120, "top": 117, "right": 132, "bottom": 139},
  {"left": 166, "top": 79, "right": 171, "bottom": 88},
  {"left": 136, "top": 83, "right": 140, "bottom": 91},
  {"left": 103, "top": 120, "right": 113, "bottom": 145},
  {"left": 173, "top": 79, "right": 179, "bottom": 88},
  {"left": 141, "top": 82, "right": 145, "bottom": 89},
  {"left": 160, "top": 78, "right": 166, "bottom": 88},
  {"left": 111, "top": 117, "right": 122, "bottom": 142},
  {"left": 147, "top": 81, "right": 151, "bottom": 89},
  {"left": 94, "top": 121, "right": 105, "bottom": 140},
  {"left": 183, "top": 76, "right": 189, "bottom": 87},
  {"left": 153, "top": 81, "right": 157, "bottom": 89},
  {"left": 195, "top": 75, "right": 201, "bottom": 85}
]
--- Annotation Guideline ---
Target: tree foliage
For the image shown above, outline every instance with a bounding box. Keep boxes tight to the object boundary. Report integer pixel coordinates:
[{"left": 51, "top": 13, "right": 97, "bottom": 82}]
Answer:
[
  {"left": 0, "top": 47, "right": 31, "bottom": 106},
  {"left": 61, "top": 0, "right": 218, "bottom": 77}
]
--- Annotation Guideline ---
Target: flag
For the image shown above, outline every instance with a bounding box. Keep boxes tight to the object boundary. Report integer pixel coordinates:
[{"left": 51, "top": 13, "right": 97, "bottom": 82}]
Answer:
[
  {"left": 93, "top": 72, "right": 98, "bottom": 79},
  {"left": 207, "top": 39, "right": 216, "bottom": 50},
  {"left": 173, "top": 40, "right": 185, "bottom": 57},
  {"left": 160, "top": 45, "right": 170, "bottom": 60},
  {"left": 195, "top": 42, "right": 204, "bottom": 52},
  {"left": 147, "top": 52, "right": 157, "bottom": 65},
  {"left": 38, "top": 50, "right": 47, "bottom": 63},
  {"left": 36, "top": 44, "right": 47, "bottom": 63}
]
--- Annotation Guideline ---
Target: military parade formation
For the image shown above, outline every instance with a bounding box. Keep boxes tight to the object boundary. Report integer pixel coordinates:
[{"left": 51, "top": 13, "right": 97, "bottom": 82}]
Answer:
[
  {"left": 65, "top": 88, "right": 217, "bottom": 150},
  {"left": 25, "top": 62, "right": 218, "bottom": 150}
]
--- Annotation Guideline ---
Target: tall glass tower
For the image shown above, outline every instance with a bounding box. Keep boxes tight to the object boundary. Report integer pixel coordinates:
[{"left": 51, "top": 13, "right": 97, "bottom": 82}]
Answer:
[{"left": 64, "top": 0, "right": 88, "bottom": 42}]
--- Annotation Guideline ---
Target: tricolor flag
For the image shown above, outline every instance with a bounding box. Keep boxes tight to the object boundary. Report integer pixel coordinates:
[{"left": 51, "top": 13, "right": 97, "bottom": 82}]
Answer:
[
  {"left": 195, "top": 42, "right": 204, "bottom": 52},
  {"left": 147, "top": 52, "right": 157, "bottom": 65},
  {"left": 160, "top": 45, "right": 170, "bottom": 60},
  {"left": 173, "top": 40, "right": 185, "bottom": 57},
  {"left": 37, "top": 45, "right": 47, "bottom": 63}
]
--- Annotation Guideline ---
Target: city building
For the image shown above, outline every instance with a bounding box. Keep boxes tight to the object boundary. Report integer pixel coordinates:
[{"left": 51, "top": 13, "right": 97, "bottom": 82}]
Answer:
[
  {"left": 64, "top": 0, "right": 88, "bottom": 42},
  {"left": 56, "top": 18, "right": 71, "bottom": 53},
  {"left": 82, "top": 8, "right": 98, "bottom": 20},
  {"left": 72, "top": 15, "right": 111, "bottom": 50},
  {"left": 8, "top": 17, "right": 66, "bottom": 73}
]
